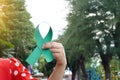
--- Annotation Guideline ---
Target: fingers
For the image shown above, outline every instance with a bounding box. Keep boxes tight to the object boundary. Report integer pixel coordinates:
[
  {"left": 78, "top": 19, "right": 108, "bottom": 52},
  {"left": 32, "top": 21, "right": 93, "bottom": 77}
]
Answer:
[
  {"left": 42, "top": 42, "right": 67, "bottom": 65},
  {"left": 42, "top": 42, "right": 63, "bottom": 49}
]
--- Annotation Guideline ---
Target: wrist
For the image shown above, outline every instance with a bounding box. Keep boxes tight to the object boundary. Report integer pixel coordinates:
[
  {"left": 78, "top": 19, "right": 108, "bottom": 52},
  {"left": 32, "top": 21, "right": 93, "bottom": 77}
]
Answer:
[{"left": 56, "top": 60, "right": 67, "bottom": 68}]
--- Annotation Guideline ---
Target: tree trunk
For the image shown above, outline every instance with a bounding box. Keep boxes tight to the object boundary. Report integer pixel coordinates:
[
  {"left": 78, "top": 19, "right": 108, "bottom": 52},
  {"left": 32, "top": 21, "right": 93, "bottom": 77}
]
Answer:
[
  {"left": 102, "top": 62, "right": 111, "bottom": 80},
  {"left": 71, "top": 60, "right": 77, "bottom": 80},
  {"left": 76, "top": 65, "right": 80, "bottom": 80},
  {"left": 99, "top": 50, "right": 112, "bottom": 80},
  {"left": 71, "top": 69, "right": 76, "bottom": 80},
  {"left": 79, "top": 54, "right": 88, "bottom": 80},
  {"left": 96, "top": 39, "right": 112, "bottom": 80},
  {"left": 100, "top": 54, "right": 112, "bottom": 80}
]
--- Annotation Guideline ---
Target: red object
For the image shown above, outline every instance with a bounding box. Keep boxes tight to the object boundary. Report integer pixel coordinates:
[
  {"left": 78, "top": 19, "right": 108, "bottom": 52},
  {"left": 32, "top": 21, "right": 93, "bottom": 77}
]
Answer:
[{"left": 0, "top": 58, "right": 38, "bottom": 80}]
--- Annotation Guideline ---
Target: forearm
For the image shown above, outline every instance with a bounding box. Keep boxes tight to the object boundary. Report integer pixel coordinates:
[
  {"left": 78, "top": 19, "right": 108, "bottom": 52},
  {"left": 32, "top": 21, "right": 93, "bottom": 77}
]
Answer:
[{"left": 48, "top": 64, "right": 66, "bottom": 80}]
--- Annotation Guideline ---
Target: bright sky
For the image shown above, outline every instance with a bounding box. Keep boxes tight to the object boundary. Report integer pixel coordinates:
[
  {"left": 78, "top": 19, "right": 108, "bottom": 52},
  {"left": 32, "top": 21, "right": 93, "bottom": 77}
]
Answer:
[{"left": 25, "top": 0, "right": 69, "bottom": 40}]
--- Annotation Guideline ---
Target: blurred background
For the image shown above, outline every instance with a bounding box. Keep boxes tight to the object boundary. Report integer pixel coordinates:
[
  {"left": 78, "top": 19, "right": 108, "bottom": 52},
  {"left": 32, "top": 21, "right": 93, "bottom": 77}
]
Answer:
[{"left": 0, "top": 0, "right": 120, "bottom": 80}]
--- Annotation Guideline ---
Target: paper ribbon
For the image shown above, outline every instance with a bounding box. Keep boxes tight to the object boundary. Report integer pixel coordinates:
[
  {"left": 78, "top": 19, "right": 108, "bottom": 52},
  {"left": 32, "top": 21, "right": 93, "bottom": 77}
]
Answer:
[{"left": 26, "top": 25, "right": 54, "bottom": 66}]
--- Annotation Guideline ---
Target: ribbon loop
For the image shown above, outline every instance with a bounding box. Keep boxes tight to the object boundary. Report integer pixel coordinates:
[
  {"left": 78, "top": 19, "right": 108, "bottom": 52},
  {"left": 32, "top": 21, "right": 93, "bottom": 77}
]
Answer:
[{"left": 26, "top": 25, "right": 54, "bottom": 66}]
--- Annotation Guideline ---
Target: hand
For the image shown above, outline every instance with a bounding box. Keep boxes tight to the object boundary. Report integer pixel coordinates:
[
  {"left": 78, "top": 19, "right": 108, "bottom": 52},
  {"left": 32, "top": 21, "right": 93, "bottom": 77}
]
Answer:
[
  {"left": 42, "top": 42, "right": 67, "bottom": 80},
  {"left": 42, "top": 42, "right": 67, "bottom": 66}
]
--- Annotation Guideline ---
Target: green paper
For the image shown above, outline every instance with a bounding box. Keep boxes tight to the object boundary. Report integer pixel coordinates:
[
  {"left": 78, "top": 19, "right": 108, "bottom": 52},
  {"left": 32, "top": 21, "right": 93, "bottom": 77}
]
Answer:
[{"left": 26, "top": 25, "right": 54, "bottom": 66}]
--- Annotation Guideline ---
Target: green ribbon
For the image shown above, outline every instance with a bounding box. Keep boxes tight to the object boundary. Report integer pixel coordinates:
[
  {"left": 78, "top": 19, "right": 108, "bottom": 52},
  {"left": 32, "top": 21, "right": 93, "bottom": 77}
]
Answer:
[{"left": 26, "top": 25, "right": 54, "bottom": 66}]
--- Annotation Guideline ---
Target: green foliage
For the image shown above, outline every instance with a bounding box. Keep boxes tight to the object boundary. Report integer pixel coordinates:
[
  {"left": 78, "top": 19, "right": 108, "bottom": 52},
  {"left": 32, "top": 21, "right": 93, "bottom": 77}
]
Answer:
[
  {"left": 0, "top": 0, "right": 35, "bottom": 66},
  {"left": 40, "top": 60, "right": 56, "bottom": 77},
  {"left": 65, "top": 0, "right": 120, "bottom": 60},
  {"left": 0, "top": 39, "right": 14, "bottom": 57},
  {"left": 62, "top": 0, "right": 96, "bottom": 68},
  {"left": 60, "top": 0, "right": 120, "bottom": 79},
  {"left": 0, "top": 39, "right": 14, "bottom": 51}
]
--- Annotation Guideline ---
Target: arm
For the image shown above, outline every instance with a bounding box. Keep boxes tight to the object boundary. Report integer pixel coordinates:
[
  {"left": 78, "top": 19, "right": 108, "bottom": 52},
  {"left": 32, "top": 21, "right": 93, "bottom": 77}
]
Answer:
[{"left": 42, "top": 42, "right": 67, "bottom": 80}]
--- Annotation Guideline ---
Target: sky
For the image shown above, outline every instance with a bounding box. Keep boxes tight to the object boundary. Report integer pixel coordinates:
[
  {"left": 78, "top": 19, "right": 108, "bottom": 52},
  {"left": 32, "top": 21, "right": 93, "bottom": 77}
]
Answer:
[{"left": 25, "top": 0, "right": 69, "bottom": 39}]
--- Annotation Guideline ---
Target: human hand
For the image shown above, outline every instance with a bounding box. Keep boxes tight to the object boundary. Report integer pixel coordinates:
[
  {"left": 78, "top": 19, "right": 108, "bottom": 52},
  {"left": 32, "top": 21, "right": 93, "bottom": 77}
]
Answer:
[{"left": 42, "top": 42, "right": 67, "bottom": 66}]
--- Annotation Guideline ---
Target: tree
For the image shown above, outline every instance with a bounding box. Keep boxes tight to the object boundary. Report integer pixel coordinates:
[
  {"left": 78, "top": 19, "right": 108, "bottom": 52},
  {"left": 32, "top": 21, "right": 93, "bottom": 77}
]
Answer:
[
  {"left": 0, "top": 0, "right": 35, "bottom": 66},
  {"left": 58, "top": 1, "right": 96, "bottom": 79},
  {"left": 0, "top": 2, "right": 14, "bottom": 56},
  {"left": 85, "top": 0, "right": 120, "bottom": 79},
  {"left": 64, "top": 0, "right": 120, "bottom": 79}
]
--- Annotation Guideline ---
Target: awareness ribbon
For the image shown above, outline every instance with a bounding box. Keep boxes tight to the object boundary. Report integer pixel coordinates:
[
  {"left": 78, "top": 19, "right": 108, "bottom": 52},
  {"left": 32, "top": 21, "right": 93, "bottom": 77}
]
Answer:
[{"left": 26, "top": 25, "right": 54, "bottom": 66}]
